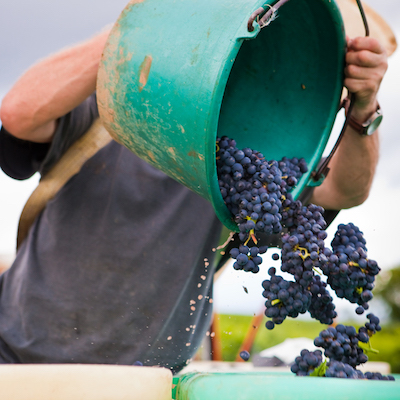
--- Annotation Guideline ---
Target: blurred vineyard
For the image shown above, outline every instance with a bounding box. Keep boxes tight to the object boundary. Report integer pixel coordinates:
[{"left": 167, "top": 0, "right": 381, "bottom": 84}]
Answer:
[{"left": 213, "top": 314, "right": 400, "bottom": 373}]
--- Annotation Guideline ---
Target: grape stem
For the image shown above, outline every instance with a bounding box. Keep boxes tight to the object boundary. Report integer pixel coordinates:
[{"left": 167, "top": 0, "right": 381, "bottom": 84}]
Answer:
[
  {"left": 297, "top": 246, "right": 310, "bottom": 260},
  {"left": 213, "top": 231, "right": 235, "bottom": 252},
  {"left": 312, "top": 267, "right": 322, "bottom": 276}
]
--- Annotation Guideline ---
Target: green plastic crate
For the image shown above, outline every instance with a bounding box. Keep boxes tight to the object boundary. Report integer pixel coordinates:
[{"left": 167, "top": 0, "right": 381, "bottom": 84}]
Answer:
[{"left": 173, "top": 371, "right": 400, "bottom": 400}]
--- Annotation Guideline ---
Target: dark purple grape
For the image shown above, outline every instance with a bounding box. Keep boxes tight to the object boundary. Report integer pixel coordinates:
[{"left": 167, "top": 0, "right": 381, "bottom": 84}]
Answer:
[{"left": 239, "top": 350, "right": 250, "bottom": 361}]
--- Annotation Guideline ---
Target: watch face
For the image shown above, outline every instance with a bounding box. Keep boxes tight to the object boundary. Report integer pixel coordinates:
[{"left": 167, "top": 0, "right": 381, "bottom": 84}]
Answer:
[{"left": 366, "top": 114, "right": 383, "bottom": 136}]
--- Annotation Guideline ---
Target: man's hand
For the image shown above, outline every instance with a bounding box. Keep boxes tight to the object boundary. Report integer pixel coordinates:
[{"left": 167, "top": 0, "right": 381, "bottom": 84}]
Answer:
[{"left": 344, "top": 36, "right": 388, "bottom": 122}]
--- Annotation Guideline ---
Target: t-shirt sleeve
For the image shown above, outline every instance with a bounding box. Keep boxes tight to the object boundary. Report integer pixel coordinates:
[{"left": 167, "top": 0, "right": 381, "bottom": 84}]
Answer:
[
  {"left": 0, "top": 93, "right": 99, "bottom": 180},
  {"left": 0, "top": 127, "right": 50, "bottom": 180}
]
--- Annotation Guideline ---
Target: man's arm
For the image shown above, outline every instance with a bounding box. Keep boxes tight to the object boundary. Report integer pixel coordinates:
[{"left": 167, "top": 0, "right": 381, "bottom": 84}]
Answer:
[
  {"left": 0, "top": 29, "right": 110, "bottom": 143},
  {"left": 311, "top": 36, "right": 388, "bottom": 210}
]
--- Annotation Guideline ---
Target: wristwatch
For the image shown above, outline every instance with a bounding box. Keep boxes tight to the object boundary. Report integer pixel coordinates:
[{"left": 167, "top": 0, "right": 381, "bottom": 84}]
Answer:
[{"left": 347, "top": 103, "right": 383, "bottom": 136}]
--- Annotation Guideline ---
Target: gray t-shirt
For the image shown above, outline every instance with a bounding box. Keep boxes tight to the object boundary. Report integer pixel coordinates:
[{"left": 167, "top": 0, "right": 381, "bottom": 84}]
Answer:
[{"left": 0, "top": 94, "right": 222, "bottom": 372}]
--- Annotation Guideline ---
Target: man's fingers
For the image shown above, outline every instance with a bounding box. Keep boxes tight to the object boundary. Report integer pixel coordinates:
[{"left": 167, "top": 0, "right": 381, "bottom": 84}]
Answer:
[
  {"left": 343, "top": 37, "right": 388, "bottom": 116},
  {"left": 344, "top": 63, "right": 384, "bottom": 81},
  {"left": 347, "top": 36, "right": 386, "bottom": 56},
  {"left": 345, "top": 49, "right": 385, "bottom": 69},
  {"left": 345, "top": 36, "right": 388, "bottom": 90}
]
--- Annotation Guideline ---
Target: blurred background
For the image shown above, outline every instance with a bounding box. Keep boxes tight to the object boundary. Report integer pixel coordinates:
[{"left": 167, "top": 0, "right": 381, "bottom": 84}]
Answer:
[{"left": 1, "top": 0, "right": 399, "bottom": 371}]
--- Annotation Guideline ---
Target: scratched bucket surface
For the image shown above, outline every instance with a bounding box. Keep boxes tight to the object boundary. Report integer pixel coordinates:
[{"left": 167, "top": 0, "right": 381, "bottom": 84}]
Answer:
[{"left": 97, "top": 0, "right": 345, "bottom": 231}]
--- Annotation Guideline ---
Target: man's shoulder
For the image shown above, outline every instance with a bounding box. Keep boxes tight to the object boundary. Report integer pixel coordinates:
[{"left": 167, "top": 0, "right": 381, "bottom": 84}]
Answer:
[{"left": 0, "top": 93, "right": 99, "bottom": 180}]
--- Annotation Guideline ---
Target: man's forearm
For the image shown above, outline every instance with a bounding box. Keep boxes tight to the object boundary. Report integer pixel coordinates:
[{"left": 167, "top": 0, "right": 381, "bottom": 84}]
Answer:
[
  {"left": 311, "top": 124, "right": 379, "bottom": 210},
  {"left": 0, "top": 30, "right": 110, "bottom": 143}
]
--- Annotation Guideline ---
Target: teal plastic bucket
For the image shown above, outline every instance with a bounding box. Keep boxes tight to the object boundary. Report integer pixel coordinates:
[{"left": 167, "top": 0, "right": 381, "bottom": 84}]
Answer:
[{"left": 97, "top": 0, "right": 346, "bottom": 231}]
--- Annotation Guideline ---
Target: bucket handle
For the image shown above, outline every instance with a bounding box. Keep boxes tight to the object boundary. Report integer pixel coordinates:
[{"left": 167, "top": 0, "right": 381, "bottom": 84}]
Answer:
[
  {"left": 247, "top": 0, "right": 289, "bottom": 32},
  {"left": 311, "top": 0, "right": 370, "bottom": 183},
  {"left": 310, "top": 95, "right": 356, "bottom": 184}
]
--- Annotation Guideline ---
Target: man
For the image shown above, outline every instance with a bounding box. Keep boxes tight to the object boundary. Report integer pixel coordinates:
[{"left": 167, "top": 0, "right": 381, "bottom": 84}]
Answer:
[{"left": 0, "top": 21, "right": 388, "bottom": 371}]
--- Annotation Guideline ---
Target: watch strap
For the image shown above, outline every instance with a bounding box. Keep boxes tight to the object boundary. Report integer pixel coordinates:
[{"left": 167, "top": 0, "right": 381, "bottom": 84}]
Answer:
[{"left": 344, "top": 98, "right": 381, "bottom": 136}]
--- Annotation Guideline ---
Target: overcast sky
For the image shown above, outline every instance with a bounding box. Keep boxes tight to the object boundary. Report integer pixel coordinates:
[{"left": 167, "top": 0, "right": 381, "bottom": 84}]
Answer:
[{"left": 0, "top": 1, "right": 399, "bottom": 315}]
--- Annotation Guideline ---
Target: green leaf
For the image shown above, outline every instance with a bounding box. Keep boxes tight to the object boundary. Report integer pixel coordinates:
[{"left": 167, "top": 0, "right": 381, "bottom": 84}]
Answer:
[
  {"left": 358, "top": 341, "right": 379, "bottom": 355},
  {"left": 310, "top": 359, "right": 328, "bottom": 377}
]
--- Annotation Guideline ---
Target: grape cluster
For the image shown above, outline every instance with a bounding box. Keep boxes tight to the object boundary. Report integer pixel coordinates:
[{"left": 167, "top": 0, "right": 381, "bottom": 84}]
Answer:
[
  {"left": 358, "top": 313, "right": 381, "bottom": 342},
  {"left": 290, "top": 349, "right": 323, "bottom": 376},
  {"left": 216, "top": 137, "right": 379, "bottom": 327},
  {"left": 229, "top": 244, "right": 268, "bottom": 273},
  {"left": 314, "top": 324, "right": 367, "bottom": 368},
  {"left": 292, "top": 315, "right": 394, "bottom": 380},
  {"left": 325, "top": 360, "right": 359, "bottom": 379},
  {"left": 262, "top": 267, "right": 311, "bottom": 329},
  {"left": 278, "top": 157, "right": 308, "bottom": 185},
  {"left": 322, "top": 223, "right": 380, "bottom": 315},
  {"left": 216, "top": 136, "right": 307, "bottom": 245},
  {"left": 308, "top": 275, "right": 337, "bottom": 325},
  {"left": 215, "top": 136, "right": 391, "bottom": 380},
  {"left": 217, "top": 136, "right": 338, "bottom": 327},
  {"left": 363, "top": 372, "right": 395, "bottom": 381},
  {"left": 268, "top": 201, "right": 338, "bottom": 326},
  {"left": 280, "top": 203, "right": 329, "bottom": 287}
]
